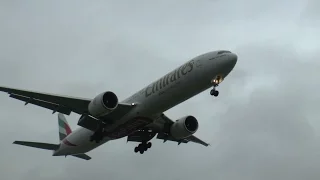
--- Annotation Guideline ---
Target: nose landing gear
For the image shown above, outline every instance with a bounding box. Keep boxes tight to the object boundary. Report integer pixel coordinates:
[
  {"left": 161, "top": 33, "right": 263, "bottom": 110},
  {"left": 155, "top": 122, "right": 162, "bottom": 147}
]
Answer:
[
  {"left": 210, "top": 88, "right": 219, "bottom": 97},
  {"left": 134, "top": 142, "right": 152, "bottom": 154},
  {"left": 210, "top": 75, "right": 223, "bottom": 97}
]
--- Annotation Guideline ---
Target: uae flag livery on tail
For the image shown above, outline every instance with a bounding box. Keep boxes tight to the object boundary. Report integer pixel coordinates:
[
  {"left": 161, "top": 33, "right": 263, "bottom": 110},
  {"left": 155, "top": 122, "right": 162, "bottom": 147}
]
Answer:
[
  {"left": 58, "top": 113, "right": 72, "bottom": 140},
  {"left": 12, "top": 113, "right": 91, "bottom": 160}
]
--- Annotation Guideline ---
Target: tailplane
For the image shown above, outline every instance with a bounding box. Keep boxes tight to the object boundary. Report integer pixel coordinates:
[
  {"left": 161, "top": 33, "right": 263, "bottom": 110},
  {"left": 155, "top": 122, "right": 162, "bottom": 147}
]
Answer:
[
  {"left": 12, "top": 113, "right": 91, "bottom": 161},
  {"left": 58, "top": 113, "right": 72, "bottom": 140},
  {"left": 13, "top": 140, "right": 91, "bottom": 160},
  {"left": 13, "top": 141, "right": 59, "bottom": 150}
]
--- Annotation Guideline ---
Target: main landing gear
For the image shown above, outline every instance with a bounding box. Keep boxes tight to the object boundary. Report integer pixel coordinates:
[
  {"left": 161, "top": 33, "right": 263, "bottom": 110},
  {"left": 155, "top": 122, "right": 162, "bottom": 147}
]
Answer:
[
  {"left": 90, "top": 129, "right": 104, "bottom": 143},
  {"left": 89, "top": 120, "right": 112, "bottom": 143},
  {"left": 134, "top": 142, "right": 152, "bottom": 154},
  {"left": 90, "top": 125, "right": 105, "bottom": 143}
]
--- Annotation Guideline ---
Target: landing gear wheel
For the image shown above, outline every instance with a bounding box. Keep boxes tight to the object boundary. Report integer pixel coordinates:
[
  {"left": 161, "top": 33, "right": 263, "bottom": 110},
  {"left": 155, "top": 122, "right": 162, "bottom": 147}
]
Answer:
[
  {"left": 134, "top": 142, "right": 152, "bottom": 154},
  {"left": 210, "top": 89, "right": 219, "bottom": 97},
  {"left": 210, "top": 89, "right": 214, "bottom": 95}
]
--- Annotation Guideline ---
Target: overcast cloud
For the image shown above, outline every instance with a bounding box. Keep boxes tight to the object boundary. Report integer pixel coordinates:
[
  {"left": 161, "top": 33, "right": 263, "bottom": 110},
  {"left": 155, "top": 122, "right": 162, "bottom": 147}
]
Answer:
[{"left": 1, "top": 0, "right": 320, "bottom": 180}]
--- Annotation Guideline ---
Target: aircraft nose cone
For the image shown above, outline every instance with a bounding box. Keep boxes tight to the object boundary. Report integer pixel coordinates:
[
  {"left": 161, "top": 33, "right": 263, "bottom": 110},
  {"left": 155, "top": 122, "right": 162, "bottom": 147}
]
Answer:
[
  {"left": 229, "top": 53, "right": 238, "bottom": 66},
  {"left": 221, "top": 53, "right": 237, "bottom": 74},
  {"left": 225, "top": 53, "right": 237, "bottom": 71}
]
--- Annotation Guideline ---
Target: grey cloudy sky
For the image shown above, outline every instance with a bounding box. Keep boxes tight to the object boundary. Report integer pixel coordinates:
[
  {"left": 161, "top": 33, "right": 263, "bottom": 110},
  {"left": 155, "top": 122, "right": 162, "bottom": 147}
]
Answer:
[{"left": 1, "top": 0, "right": 320, "bottom": 179}]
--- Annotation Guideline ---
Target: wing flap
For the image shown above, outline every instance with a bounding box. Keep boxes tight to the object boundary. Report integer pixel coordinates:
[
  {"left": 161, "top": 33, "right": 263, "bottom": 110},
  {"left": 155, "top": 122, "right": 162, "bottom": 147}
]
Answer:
[
  {"left": 0, "top": 86, "right": 91, "bottom": 115},
  {"left": 72, "top": 154, "right": 91, "bottom": 160},
  {"left": 10, "top": 94, "right": 72, "bottom": 115},
  {"left": 156, "top": 132, "right": 188, "bottom": 144},
  {"left": 186, "top": 135, "right": 210, "bottom": 147},
  {"left": 156, "top": 132, "right": 209, "bottom": 146},
  {"left": 77, "top": 114, "right": 100, "bottom": 131}
]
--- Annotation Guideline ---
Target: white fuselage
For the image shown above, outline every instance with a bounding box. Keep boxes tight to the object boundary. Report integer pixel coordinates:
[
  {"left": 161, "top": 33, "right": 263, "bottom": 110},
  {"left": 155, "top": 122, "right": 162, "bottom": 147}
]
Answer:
[{"left": 54, "top": 50, "right": 237, "bottom": 156}]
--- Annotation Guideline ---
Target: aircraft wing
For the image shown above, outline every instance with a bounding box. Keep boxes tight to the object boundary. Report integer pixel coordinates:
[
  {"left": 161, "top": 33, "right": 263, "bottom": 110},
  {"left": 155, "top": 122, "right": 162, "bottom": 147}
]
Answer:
[
  {"left": 155, "top": 132, "right": 209, "bottom": 146},
  {"left": 72, "top": 154, "right": 92, "bottom": 160},
  {"left": 0, "top": 86, "right": 135, "bottom": 126},
  {"left": 0, "top": 86, "right": 91, "bottom": 115},
  {"left": 127, "top": 113, "right": 210, "bottom": 147},
  {"left": 155, "top": 113, "right": 210, "bottom": 147}
]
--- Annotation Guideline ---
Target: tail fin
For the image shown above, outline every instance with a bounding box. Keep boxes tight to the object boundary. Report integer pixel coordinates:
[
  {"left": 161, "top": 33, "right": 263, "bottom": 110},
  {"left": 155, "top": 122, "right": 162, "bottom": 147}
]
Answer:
[{"left": 58, "top": 113, "right": 72, "bottom": 140}]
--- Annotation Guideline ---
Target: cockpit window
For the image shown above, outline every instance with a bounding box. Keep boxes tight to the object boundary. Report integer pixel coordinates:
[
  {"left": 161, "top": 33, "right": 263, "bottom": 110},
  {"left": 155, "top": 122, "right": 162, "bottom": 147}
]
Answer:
[{"left": 217, "top": 51, "right": 231, "bottom": 54}]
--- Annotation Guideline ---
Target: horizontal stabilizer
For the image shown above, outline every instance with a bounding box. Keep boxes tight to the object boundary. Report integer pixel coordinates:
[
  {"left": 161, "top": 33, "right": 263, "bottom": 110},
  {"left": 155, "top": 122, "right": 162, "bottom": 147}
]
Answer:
[
  {"left": 13, "top": 141, "right": 59, "bottom": 150},
  {"left": 72, "top": 154, "right": 91, "bottom": 160}
]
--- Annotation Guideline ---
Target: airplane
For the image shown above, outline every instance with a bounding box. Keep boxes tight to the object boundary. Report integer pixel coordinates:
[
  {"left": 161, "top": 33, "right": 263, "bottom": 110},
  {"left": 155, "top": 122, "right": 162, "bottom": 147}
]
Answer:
[{"left": 0, "top": 50, "right": 237, "bottom": 160}]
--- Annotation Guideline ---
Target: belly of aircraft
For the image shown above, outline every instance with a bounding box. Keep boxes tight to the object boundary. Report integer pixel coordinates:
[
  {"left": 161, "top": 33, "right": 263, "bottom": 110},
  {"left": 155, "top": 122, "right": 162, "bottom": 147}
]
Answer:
[{"left": 104, "top": 116, "right": 154, "bottom": 139}]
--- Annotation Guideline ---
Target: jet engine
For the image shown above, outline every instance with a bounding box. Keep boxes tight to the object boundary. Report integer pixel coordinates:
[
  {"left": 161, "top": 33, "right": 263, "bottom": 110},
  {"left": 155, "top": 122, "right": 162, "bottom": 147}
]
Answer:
[
  {"left": 88, "top": 91, "right": 118, "bottom": 117},
  {"left": 170, "top": 116, "right": 199, "bottom": 139}
]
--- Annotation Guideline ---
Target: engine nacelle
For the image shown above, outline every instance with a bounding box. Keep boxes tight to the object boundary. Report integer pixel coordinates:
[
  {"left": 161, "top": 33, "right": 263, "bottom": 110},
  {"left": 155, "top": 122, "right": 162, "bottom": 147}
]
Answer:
[
  {"left": 88, "top": 91, "right": 118, "bottom": 117},
  {"left": 170, "top": 115, "right": 199, "bottom": 139}
]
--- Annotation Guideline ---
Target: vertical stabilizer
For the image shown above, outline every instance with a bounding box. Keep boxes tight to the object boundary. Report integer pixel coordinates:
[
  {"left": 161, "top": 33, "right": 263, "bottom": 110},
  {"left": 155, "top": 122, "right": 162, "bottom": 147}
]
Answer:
[{"left": 58, "top": 113, "right": 72, "bottom": 140}]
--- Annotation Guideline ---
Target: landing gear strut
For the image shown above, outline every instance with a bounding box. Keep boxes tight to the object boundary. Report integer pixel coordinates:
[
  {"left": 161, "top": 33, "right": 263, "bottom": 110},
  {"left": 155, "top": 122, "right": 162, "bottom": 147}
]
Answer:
[
  {"left": 90, "top": 128, "right": 104, "bottom": 143},
  {"left": 89, "top": 120, "right": 112, "bottom": 143},
  {"left": 134, "top": 142, "right": 152, "bottom": 154}
]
